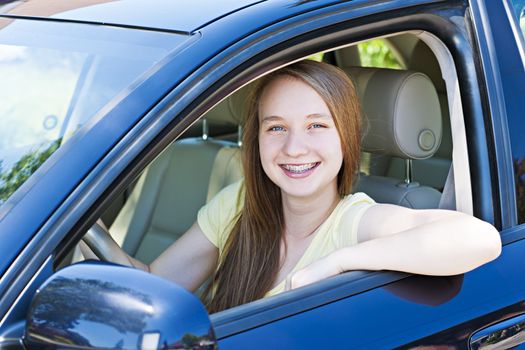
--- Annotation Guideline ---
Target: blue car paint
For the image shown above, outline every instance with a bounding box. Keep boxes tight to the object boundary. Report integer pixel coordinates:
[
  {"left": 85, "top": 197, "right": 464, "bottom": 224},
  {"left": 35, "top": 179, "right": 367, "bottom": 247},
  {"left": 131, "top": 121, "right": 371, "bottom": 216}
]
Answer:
[
  {"left": 24, "top": 262, "right": 215, "bottom": 349},
  {"left": 43, "top": 0, "right": 262, "bottom": 33},
  {"left": 0, "top": 0, "right": 523, "bottom": 348},
  {"left": 218, "top": 238, "right": 525, "bottom": 349},
  {"left": 472, "top": 0, "right": 525, "bottom": 229}
]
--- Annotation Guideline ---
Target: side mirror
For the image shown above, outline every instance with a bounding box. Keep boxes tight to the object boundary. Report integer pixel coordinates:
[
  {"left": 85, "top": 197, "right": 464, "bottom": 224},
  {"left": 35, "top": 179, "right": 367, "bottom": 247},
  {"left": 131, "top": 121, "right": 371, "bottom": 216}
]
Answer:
[{"left": 23, "top": 261, "right": 217, "bottom": 350}]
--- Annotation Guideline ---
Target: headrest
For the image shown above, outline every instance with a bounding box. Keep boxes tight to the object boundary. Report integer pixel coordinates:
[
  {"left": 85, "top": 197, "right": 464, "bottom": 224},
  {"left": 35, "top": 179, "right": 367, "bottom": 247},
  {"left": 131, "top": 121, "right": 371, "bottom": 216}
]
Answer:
[
  {"left": 201, "top": 83, "right": 254, "bottom": 126},
  {"left": 228, "top": 83, "right": 254, "bottom": 125},
  {"left": 334, "top": 45, "right": 361, "bottom": 68},
  {"left": 346, "top": 67, "right": 442, "bottom": 160},
  {"left": 201, "top": 96, "right": 238, "bottom": 126}
]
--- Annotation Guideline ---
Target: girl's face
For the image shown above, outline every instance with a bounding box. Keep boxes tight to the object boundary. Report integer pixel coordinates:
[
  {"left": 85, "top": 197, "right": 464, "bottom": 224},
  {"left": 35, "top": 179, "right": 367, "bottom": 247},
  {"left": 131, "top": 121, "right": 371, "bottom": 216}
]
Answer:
[{"left": 258, "top": 76, "right": 343, "bottom": 201}]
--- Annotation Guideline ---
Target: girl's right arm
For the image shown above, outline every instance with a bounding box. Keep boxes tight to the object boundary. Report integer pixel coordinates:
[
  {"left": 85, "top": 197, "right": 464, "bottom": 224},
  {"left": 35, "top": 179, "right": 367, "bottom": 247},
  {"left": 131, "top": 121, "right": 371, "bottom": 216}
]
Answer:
[
  {"left": 80, "top": 221, "right": 218, "bottom": 292},
  {"left": 148, "top": 221, "right": 219, "bottom": 292}
]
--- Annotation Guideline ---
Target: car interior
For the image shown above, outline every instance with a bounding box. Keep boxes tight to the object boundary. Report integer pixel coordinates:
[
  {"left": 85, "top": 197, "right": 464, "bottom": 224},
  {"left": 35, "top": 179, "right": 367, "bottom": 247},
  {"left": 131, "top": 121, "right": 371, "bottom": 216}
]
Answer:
[{"left": 71, "top": 31, "right": 460, "bottom": 296}]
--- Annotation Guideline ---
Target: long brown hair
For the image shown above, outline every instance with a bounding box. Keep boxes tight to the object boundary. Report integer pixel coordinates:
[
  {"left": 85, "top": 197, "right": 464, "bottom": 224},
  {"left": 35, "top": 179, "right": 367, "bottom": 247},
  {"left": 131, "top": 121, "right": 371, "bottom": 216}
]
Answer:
[{"left": 204, "top": 60, "right": 362, "bottom": 313}]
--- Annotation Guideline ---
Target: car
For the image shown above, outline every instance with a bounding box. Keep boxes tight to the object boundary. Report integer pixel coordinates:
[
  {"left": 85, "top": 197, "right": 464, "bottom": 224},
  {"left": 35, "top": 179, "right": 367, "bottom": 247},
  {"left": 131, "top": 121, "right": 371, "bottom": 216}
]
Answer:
[{"left": 0, "top": 0, "right": 524, "bottom": 349}]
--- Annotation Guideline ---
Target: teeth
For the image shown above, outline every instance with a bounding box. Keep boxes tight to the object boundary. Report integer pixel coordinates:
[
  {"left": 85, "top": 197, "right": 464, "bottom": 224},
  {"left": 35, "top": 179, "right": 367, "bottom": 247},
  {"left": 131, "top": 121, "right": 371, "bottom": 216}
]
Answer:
[{"left": 282, "top": 162, "right": 318, "bottom": 173}]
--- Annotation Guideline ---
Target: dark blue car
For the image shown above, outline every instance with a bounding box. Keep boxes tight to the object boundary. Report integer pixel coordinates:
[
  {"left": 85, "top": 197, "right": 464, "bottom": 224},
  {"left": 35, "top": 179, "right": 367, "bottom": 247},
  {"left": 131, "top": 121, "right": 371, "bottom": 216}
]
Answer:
[{"left": 0, "top": 0, "right": 524, "bottom": 349}]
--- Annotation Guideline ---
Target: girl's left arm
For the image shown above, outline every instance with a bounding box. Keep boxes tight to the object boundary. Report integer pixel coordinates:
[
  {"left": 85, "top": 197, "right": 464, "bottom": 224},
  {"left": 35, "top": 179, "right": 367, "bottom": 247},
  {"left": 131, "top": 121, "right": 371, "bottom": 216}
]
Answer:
[{"left": 287, "top": 205, "right": 502, "bottom": 290}]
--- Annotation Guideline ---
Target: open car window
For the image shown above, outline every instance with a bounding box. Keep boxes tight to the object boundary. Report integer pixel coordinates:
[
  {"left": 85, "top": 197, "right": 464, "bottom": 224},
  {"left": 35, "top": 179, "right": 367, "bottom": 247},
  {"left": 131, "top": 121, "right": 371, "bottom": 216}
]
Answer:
[{"left": 67, "top": 31, "right": 470, "bottom": 312}]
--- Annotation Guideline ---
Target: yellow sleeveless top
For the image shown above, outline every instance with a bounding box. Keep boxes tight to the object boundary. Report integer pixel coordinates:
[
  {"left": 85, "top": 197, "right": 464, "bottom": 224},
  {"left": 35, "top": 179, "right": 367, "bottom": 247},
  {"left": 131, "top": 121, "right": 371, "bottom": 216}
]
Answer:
[{"left": 197, "top": 180, "right": 375, "bottom": 297}]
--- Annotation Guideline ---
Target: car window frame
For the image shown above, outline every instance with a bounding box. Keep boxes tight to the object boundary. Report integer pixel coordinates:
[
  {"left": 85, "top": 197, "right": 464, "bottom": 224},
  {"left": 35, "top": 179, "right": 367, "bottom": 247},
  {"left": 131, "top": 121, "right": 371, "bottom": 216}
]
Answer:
[
  {"left": 111, "top": 11, "right": 488, "bottom": 342},
  {"left": 193, "top": 7, "right": 492, "bottom": 339},
  {"left": 80, "top": 0, "right": 488, "bottom": 331},
  {"left": 207, "top": 32, "right": 477, "bottom": 338}
]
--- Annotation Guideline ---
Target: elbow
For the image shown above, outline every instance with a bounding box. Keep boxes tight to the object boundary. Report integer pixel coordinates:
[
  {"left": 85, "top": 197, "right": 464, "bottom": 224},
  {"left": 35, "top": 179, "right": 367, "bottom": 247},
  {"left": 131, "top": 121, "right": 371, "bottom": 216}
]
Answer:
[{"left": 471, "top": 220, "right": 502, "bottom": 266}]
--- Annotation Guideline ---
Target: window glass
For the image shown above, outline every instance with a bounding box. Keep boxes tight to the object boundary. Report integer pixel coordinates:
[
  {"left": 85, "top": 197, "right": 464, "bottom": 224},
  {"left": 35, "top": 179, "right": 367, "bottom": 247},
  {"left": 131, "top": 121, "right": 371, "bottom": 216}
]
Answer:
[
  {"left": 0, "top": 18, "right": 188, "bottom": 205},
  {"left": 358, "top": 39, "right": 403, "bottom": 69}
]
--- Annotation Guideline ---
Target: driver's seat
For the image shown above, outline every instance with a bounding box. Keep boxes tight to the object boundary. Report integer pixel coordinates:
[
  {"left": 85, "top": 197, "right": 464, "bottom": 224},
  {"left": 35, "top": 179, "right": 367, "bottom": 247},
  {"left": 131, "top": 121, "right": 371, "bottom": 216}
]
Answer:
[{"left": 108, "top": 93, "right": 245, "bottom": 264}]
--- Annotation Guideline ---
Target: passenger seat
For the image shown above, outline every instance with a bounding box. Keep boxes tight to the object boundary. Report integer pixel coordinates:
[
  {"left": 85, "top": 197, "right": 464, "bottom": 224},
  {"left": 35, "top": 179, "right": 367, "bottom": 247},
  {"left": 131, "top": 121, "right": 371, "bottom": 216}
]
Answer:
[
  {"left": 387, "top": 40, "right": 452, "bottom": 191},
  {"left": 347, "top": 67, "right": 443, "bottom": 208}
]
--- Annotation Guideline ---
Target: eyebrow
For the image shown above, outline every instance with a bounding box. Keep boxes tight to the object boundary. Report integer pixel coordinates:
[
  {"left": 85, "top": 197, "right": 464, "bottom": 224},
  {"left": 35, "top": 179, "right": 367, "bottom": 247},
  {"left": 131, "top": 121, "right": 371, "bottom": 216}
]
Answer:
[
  {"left": 260, "top": 116, "right": 283, "bottom": 124},
  {"left": 306, "top": 113, "right": 332, "bottom": 120},
  {"left": 260, "top": 113, "right": 332, "bottom": 124}
]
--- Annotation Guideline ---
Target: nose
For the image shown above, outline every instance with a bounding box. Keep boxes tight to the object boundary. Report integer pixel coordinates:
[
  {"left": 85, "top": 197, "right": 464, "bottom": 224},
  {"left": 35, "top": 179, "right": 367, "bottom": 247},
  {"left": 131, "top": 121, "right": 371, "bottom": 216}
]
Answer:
[{"left": 283, "top": 129, "right": 308, "bottom": 157}]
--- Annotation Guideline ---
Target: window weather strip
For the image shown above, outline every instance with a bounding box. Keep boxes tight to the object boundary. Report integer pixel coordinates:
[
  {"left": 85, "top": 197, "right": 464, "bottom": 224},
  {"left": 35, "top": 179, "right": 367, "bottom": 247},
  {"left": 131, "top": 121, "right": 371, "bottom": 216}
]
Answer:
[{"left": 417, "top": 31, "right": 473, "bottom": 215}]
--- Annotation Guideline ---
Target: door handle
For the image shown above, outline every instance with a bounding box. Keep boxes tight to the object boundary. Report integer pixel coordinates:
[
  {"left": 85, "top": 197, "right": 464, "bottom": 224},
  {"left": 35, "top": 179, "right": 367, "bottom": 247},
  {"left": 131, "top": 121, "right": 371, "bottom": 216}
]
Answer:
[{"left": 470, "top": 313, "right": 525, "bottom": 349}]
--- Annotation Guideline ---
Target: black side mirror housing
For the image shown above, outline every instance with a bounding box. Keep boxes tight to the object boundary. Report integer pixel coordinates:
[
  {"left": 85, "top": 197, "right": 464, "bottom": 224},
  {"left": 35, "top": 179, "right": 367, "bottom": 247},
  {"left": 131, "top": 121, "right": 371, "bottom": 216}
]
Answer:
[{"left": 23, "top": 261, "right": 217, "bottom": 350}]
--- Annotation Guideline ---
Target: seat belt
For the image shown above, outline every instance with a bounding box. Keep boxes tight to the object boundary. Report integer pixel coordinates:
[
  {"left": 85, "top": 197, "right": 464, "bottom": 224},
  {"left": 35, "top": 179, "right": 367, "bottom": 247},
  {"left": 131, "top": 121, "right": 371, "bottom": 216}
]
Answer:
[{"left": 438, "top": 165, "right": 456, "bottom": 210}]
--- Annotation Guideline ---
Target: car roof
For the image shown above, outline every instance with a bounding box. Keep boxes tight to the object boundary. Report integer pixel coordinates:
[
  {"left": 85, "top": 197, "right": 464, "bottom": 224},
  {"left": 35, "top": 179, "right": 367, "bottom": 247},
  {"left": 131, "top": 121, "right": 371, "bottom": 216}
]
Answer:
[{"left": 0, "top": 0, "right": 263, "bottom": 33}]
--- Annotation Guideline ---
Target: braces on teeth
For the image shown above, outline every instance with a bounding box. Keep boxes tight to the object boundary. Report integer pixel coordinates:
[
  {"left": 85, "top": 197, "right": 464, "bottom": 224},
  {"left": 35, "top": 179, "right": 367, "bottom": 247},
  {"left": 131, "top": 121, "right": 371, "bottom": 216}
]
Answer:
[{"left": 282, "top": 163, "right": 317, "bottom": 173}]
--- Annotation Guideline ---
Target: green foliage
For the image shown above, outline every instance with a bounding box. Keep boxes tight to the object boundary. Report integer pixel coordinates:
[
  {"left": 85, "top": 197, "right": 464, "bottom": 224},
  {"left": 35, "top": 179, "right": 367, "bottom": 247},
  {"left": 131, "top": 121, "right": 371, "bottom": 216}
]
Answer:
[
  {"left": 308, "top": 39, "right": 402, "bottom": 69},
  {"left": 307, "top": 52, "right": 325, "bottom": 62},
  {"left": 358, "top": 39, "right": 403, "bottom": 69},
  {"left": 180, "top": 332, "right": 217, "bottom": 349},
  {"left": 0, "top": 139, "right": 61, "bottom": 203}
]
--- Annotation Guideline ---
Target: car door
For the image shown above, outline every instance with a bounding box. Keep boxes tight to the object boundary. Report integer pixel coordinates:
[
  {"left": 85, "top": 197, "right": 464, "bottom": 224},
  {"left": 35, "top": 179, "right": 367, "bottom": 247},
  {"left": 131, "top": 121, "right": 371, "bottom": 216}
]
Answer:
[{"left": 206, "top": 1, "right": 525, "bottom": 349}]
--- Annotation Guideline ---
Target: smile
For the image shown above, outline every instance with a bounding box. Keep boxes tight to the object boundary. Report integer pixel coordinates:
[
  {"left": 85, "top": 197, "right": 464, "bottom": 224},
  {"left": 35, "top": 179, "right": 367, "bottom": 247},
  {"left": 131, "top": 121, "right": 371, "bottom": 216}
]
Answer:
[{"left": 280, "top": 162, "right": 320, "bottom": 174}]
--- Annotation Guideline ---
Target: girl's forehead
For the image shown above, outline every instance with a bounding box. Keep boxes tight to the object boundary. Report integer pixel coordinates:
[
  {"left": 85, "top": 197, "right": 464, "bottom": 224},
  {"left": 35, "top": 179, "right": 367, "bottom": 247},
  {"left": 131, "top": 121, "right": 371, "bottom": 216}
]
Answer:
[
  {"left": 258, "top": 76, "right": 331, "bottom": 119},
  {"left": 260, "top": 76, "right": 309, "bottom": 100}
]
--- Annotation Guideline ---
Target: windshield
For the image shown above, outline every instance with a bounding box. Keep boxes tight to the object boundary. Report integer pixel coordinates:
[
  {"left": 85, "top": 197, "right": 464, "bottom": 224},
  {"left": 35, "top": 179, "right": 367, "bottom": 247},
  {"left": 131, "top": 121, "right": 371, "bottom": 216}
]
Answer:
[{"left": 0, "top": 18, "right": 188, "bottom": 205}]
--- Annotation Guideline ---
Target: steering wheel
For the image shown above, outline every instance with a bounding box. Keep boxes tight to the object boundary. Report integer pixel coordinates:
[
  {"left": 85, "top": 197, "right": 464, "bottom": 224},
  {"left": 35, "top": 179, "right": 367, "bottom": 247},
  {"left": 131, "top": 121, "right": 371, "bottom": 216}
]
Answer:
[{"left": 82, "top": 220, "right": 134, "bottom": 267}]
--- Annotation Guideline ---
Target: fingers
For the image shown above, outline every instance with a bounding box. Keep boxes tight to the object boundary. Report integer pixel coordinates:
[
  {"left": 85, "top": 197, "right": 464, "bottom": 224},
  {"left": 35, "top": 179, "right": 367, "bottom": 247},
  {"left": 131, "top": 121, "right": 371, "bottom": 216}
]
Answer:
[
  {"left": 285, "top": 275, "right": 292, "bottom": 291},
  {"left": 285, "top": 268, "right": 313, "bottom": 291},
  {"left": 286, "top": 257, "right": 340, "bottom": 291}
]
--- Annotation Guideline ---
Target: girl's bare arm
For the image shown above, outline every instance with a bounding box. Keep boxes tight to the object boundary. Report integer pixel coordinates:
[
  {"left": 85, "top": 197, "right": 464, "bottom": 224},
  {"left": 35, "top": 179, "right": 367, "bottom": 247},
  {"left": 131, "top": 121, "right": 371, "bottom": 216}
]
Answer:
[{"left": 287, "top": 205, "right": 501, "bottom": 290}]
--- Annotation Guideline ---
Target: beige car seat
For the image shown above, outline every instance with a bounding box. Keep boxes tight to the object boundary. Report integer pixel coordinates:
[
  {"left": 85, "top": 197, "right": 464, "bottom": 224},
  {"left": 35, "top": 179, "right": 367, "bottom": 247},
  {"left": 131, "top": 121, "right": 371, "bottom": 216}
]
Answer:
[
  {"left": 109, "top": 93, "right": 245, "bottom": 263},
  {"left": 335, "top": 39, "right": 452, "bottom": 192},
  {"left": 347, "top": 67, "right": 443, "bottom": 208},
  {"left": 386, "top": 40, "right": 452, "bottom": 191}
]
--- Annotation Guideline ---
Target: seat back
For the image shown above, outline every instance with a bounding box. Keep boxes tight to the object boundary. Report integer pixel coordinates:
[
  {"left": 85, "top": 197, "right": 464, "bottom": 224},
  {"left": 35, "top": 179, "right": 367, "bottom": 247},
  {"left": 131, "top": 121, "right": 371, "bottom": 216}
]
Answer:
[
  {"left": 346, "top": 67, "right": 443, "bottom": 209},
  {"left": 110, "top": 92, "right": 245, "bottom": 263}
]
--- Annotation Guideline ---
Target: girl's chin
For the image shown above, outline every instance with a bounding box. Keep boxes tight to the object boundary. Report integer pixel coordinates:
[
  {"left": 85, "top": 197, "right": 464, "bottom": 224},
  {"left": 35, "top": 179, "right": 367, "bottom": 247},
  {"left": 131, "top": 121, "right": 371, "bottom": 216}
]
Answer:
[{"left": 278, "top": 183, "right": 325, "bottom": 200}]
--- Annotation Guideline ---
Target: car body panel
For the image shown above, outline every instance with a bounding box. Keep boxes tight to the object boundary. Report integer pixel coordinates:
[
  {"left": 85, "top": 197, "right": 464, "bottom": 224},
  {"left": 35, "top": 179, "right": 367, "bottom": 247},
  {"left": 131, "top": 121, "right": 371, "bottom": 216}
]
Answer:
[
  {"left": 1, "top": 0, "right": 263, "bottom": 33},
  {"left": 215, "top": 235, "right": 525, "bottom": 349},
  {"left": 469, "top": 0, "right": 525, "bottom": 230}
]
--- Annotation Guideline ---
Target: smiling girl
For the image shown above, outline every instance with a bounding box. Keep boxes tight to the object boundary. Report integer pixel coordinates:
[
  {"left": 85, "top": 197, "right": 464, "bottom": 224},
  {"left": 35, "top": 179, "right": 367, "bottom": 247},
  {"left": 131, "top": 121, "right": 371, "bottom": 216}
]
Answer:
[{"left": 112, "top": 60, "right": 501, "bottom": 313}]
